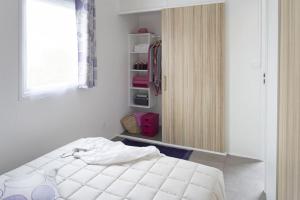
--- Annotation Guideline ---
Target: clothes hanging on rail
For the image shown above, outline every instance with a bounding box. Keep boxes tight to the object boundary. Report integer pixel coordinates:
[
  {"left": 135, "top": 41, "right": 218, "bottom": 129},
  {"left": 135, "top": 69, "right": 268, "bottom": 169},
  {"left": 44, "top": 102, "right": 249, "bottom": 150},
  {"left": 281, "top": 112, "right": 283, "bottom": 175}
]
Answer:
[{"left": 148, "top": 40, "right": 162, "bottom": 96}]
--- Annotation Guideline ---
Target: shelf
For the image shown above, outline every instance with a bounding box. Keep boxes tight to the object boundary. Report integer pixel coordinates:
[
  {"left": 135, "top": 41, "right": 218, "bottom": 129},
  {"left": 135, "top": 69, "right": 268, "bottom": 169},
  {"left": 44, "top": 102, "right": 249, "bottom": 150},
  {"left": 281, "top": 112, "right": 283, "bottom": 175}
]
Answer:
[
  {"left": 130, "top": 51, "right": 148, "bottom": 54},
  {"left": 128, "top": 33, "right": 152, "bottom": 36},
  {"left": 130, "top": 104, "right": 150, "bottom": 109},
  {"left": 128, "top": 33, "right": 161, "bottom": 38},
  {"left": 128, "top": 32, "right": 158, "bottom": 110},
  {"left": 130, "top": 69, "right": 148, "bottom": 72},
  {"left": 130, "top": 87, "right": 150, "bottom": 91}
]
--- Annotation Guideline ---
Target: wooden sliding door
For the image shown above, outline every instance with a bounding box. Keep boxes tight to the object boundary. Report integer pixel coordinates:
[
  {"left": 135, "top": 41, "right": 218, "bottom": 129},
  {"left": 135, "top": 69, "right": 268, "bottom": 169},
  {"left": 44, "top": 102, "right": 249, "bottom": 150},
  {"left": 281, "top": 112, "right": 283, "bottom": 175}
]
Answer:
[
  {"left": 162, "top": 4, "right": 225, "bottom": 152},
  {"left": 278, "top": 0, "right": 300, "bottom": 199}
]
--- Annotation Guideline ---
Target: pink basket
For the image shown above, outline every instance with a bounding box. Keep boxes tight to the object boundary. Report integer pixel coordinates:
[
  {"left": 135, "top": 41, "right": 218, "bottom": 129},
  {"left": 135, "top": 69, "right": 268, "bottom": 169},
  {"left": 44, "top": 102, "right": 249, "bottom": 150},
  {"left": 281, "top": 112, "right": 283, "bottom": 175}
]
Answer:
[{"left": 141, "top": 113, "right": 159, "bottom": 137}]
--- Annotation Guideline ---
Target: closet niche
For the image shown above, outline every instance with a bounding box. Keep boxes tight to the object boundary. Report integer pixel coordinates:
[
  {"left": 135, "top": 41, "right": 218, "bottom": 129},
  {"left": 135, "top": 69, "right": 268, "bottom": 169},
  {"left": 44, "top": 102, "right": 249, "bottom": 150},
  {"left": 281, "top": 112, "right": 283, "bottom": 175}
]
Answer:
[{"left": 123, "top": 3, "right": 225, "bottom": 153}]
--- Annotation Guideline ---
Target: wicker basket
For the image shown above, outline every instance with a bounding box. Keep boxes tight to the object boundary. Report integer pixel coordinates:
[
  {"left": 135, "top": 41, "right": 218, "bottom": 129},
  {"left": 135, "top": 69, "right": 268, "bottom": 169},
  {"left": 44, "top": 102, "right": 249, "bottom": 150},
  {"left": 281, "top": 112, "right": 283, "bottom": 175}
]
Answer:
[{"left": 121, "top": 114, "right": 140, "bottom": 134}]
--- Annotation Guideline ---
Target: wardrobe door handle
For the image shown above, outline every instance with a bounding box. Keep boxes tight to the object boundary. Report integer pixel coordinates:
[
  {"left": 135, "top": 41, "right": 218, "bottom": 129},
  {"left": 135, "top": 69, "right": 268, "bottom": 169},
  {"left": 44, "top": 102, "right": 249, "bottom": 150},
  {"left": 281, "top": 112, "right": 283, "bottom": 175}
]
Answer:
[{"left": 164, "top": 76, "right": 166, "bottom": 91}]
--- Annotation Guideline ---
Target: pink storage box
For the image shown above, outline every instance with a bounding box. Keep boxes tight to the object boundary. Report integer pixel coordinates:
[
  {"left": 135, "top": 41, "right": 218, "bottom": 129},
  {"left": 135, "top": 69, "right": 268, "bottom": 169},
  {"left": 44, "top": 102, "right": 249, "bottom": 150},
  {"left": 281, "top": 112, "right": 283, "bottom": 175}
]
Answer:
[
  {"left": 141, "top": 113, "right": 159, "bottom": 137},
  {"left": 132, "top": 75, "right": 149, "bottom": 88}
]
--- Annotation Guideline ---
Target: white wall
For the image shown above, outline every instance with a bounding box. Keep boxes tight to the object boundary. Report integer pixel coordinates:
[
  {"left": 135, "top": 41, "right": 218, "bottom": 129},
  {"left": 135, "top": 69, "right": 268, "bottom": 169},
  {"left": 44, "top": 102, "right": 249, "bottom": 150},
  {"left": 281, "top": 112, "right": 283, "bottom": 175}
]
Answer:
[
  {"left": 0, "top": 0, "right": 137, "bottom": 174},
  {"left": 138, "top": 12, "right": 161, "bottom": 35},
  {"left": 225, "top": 0, "right": 265, "bottom": 160}
]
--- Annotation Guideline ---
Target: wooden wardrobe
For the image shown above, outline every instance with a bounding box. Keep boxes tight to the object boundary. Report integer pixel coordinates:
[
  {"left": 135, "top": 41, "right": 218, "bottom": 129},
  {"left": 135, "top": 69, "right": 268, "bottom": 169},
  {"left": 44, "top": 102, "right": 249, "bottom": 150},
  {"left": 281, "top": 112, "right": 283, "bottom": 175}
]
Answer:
[
  {"left": 162, "top": 4, "right": 225, "bottom": 153},
  {"left": 278, "top": 0, "right": 300, "bottom": 199}
]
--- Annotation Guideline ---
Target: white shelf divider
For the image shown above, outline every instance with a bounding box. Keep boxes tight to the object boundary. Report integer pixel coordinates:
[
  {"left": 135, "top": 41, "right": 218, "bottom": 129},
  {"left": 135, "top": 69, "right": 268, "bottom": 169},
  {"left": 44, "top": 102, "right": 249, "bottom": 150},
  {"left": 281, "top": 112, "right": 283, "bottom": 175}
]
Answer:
[{"left": 130, "top": 69, "right": 148, "bottom": 72}]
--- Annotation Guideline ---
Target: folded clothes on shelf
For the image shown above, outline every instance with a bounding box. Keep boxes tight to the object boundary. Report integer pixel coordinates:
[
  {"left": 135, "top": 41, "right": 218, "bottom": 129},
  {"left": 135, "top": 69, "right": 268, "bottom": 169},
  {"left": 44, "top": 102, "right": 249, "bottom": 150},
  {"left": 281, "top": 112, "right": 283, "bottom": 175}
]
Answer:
[
  {"left": 132, "top": 75, "right": 149, "bottom": 88},
  {"left": 134, "top": 93, "right": 149, "bottom": 106},
  {"left": 133, "top": 61, "right": 148, "bottom": 70},
  {"left": 134, "top": 43, "right": 149, "bottom": 52}
]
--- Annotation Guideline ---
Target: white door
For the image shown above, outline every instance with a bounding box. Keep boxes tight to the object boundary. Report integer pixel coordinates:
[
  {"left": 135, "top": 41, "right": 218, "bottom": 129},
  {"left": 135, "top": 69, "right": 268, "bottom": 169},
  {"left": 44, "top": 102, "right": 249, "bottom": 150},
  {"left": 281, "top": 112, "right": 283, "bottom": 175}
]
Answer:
[{"left": 226, "top": 0, "right": 266, "bottom": 160}]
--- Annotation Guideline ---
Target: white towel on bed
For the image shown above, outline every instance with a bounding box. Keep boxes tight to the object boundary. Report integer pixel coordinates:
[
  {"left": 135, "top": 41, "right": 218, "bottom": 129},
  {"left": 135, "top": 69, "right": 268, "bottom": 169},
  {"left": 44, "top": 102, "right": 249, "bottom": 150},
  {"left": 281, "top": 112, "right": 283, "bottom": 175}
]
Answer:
[{"left": 65, "top": 137, "right": 161, "bottom": 165}]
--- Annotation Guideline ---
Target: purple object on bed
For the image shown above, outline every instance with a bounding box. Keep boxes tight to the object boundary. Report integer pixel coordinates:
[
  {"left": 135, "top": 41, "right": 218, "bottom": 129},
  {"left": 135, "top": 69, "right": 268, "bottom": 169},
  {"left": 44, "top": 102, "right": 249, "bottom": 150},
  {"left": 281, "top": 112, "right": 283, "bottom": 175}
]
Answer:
[
  {"left": 122, "top": 138, "right": 193, "bottom": 160},
  {"left": 31, "top": 185, "right": 55, "bottom": 200}
]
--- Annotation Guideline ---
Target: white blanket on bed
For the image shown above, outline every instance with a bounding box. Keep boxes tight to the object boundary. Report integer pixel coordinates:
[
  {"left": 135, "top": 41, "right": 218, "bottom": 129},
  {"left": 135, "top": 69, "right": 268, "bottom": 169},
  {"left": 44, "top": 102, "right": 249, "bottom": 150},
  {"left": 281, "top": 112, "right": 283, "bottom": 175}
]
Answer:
[
  {"left": 65, "top": 137, "right": 161, "bottom": 165},
  {"left": 1, "top": 138, "right": 226, "bottom": 200}
]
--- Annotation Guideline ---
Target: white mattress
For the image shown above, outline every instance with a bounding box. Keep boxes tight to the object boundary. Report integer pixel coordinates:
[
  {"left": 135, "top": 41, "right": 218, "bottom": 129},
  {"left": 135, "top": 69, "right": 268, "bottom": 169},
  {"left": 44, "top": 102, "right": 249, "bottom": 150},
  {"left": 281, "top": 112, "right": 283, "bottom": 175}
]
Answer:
[{"left": 0, "top": 139, "right": 226, "bottom": 200}]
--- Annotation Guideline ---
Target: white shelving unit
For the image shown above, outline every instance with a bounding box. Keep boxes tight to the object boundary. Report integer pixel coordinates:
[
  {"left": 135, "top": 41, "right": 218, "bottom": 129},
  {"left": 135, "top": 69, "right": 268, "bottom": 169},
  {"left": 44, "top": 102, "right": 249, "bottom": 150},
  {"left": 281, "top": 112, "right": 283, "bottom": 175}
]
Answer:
[{"left": 128, "top": 33, "right": 159, "bottom": 109}]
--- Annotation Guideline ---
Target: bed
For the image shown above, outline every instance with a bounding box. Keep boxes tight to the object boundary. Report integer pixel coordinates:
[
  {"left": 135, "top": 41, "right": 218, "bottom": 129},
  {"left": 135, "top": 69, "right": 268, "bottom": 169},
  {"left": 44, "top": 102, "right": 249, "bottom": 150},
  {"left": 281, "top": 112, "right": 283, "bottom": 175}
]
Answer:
[{"left": 0, "top": 138, "right": 225, "bottom": 200}]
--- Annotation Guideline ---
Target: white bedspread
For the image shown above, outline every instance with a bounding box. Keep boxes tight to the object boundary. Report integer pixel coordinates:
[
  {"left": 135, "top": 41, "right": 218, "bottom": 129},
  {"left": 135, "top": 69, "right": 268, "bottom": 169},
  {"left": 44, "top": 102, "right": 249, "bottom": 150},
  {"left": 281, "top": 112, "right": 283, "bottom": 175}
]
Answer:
[
  {"left": 0, "top": 138, "right": 226, "bottom": 200},
  {"left": 65, "top": 138, "right": 161, "bottom": 165}
]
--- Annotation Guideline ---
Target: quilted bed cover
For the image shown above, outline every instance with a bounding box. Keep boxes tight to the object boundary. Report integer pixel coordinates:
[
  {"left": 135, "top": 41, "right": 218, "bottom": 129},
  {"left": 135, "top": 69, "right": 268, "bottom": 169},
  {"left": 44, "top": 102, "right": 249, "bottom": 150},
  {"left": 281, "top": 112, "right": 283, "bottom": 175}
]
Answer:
[{"left": 0, "top": 138, "right": 226, "bottom": 200}]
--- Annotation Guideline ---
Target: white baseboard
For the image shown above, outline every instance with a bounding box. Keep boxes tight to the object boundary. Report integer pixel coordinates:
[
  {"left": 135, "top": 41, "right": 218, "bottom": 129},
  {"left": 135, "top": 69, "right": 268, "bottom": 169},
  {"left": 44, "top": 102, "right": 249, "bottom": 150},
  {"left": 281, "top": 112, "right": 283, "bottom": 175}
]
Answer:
[{"left": 227, "top": 153, "right": 263, "bottom": 162}]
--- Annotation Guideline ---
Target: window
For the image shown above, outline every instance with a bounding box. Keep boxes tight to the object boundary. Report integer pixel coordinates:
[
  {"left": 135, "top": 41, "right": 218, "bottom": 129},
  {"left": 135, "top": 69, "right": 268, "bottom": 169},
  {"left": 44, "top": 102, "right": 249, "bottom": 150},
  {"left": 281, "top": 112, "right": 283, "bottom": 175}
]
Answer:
[{"left": 22, "top": 0, "right": 78, "bottom": 97}]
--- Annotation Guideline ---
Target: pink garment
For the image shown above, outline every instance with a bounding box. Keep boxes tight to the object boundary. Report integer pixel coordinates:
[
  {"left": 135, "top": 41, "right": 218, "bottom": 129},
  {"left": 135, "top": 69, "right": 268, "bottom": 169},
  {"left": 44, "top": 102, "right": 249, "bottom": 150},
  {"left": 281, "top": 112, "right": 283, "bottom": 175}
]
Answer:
[{"left": 132, "top": 75, "right": 149, "bottom": 88}]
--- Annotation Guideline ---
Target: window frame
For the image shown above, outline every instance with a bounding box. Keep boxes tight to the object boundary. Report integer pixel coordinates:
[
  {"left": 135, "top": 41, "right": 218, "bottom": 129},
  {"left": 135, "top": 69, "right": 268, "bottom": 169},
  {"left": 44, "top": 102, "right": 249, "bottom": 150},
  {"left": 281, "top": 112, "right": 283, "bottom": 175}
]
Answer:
[
  {"left": 19, "top": 0, "right": 79, "bottom": 100},
  {"left": 19, "top": 0, "right": 28, "bottom": 99}
]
